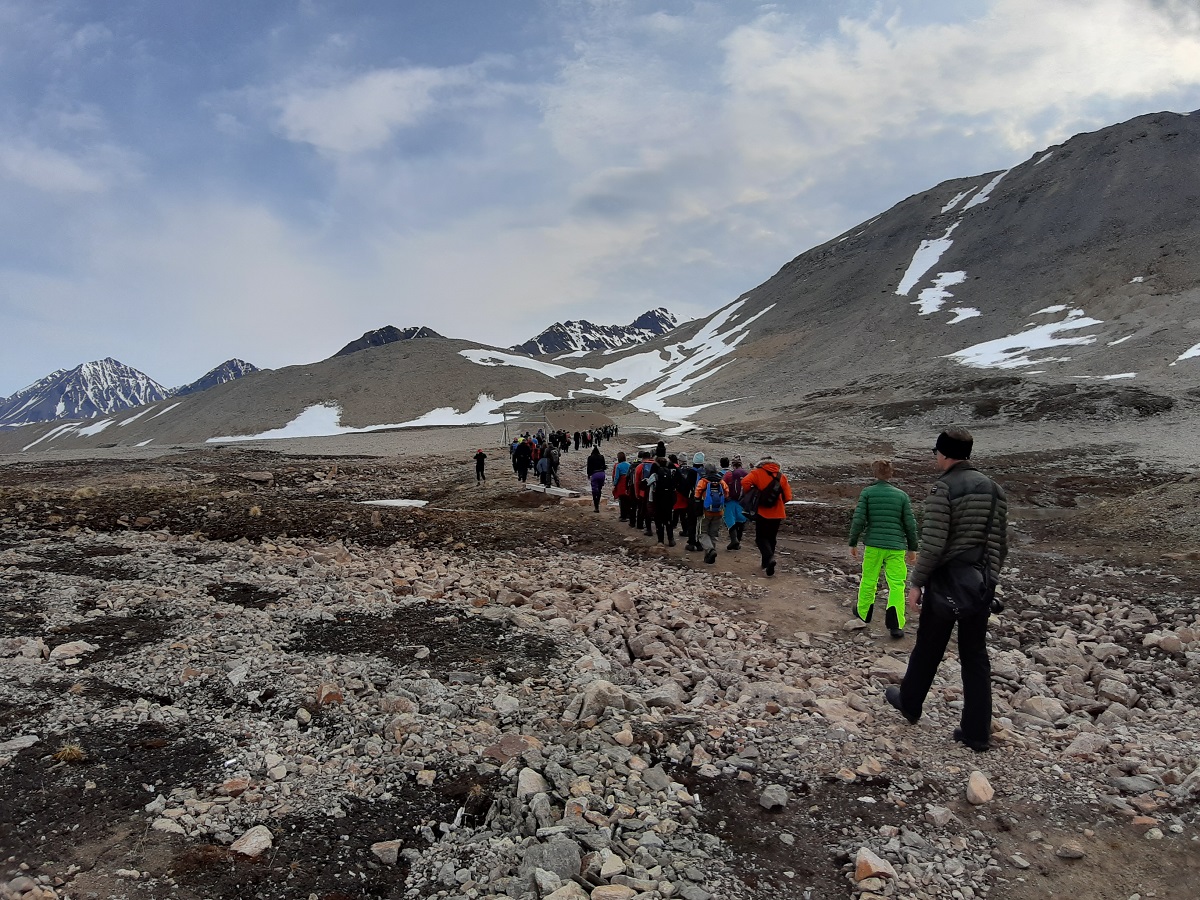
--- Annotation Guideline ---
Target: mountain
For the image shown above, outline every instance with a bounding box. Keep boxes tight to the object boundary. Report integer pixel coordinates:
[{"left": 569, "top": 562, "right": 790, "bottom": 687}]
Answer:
[
  {"left": 0, "top": 358, "right": 169, "bottom": 428},
  {"left": 4, "top": 109, "right": 1200, "bottom": 452},
  {"left": 171, "top": 359, "right": 261, "bottom": 397},
  {"left": 512, "top": 308, "right": 678, "bottom": 356},
  {"left": 335, "top": 326, "right": 443, "bottom": 357}
]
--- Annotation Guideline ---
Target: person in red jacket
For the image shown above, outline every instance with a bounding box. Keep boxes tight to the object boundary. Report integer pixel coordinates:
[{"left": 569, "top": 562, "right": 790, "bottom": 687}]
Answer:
[{"left": 741, "top": 456, "right": 793, "bottom": 576}]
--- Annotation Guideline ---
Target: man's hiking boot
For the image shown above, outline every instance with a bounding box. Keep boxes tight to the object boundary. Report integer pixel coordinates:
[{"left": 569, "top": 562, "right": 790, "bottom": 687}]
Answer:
[
  {"left": 884, "top": 686, "right": 919, "bottom": 725},
  {"left": 704, "top": 549, "right": 717, "bottom": 564},
  {"left": 889, "top": 628, "right": 904, "bottom": 639},
  {"left": 885, "top": 607, "right": 902, "bottom": 639},
  {"left": 686, "top": 542, "right": 699, "bottom": 552},
  {"left": 765, "top": 560, "right": 776, "bottom": 577},
  {"left": 667, "top": 537, "right": 675, "bottom": 547},
  {"left": 726, "top": 541, "right": 739, "bottom": 551},
  {"left": 953, "top": 728, "right": 991, "bottom": 752}
]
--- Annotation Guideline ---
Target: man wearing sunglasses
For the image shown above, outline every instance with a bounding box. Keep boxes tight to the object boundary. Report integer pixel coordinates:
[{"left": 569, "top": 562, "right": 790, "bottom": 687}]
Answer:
[{"left": 885, "top": 427, "right": 1008, "bottom": 752}]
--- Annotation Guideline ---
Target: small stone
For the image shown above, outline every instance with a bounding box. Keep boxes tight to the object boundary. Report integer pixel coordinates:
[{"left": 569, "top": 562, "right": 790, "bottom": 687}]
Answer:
[
  {"left": 152, "top": 818, "right": 185, "bottom": 835},
  {"left": 854, "top": 847, "right": 897, "bottom": 881},
  {"left": 493, "top": 694, "right": 520, "bottom": 716},
  {"left": 48, "top": 640, "right": 99, "bottom": 662},
  {"left": 316, "top": 682, "right": 343, "bottom": 705},
  {"left": 1145, "top": 828, "right": 1165, "bottom": 840},
  {"left": 925, "top": 806, "right": 956, "bottom": 827},
  {"left": 371, "top": 840, "right": 403, "bottom": 865},
  {"left": 416, "top": 769, "right": 436, "bottom": 787},
  {"left": 216, "top": 777, "right": 250, "bottom": 797},
  {"left": 544, "top": 884, "right": 589, "bottom": 900},
  {"left": 590, "top": 886, "right": 637, "bottom": 900},
  {"left": 517, "top": 767, "right": 550, "bottom": 799},
  {"left": 231, "top": 825, "right": 273, "bottom": 858},
  {"left": 613, "top": 725, "right": 635, "bottom": 747},
  {"left": 966, "top": 771, "right": 994, "bottom": 805},
  {"left": 1055, "top": 840, "right": 1086, "bottom": 860},
  {"left": 295, "top": 708, "right": 311, "bottom": 725},
  {"left": 759, "top": 784, "right": 789, "bottom": 810}
]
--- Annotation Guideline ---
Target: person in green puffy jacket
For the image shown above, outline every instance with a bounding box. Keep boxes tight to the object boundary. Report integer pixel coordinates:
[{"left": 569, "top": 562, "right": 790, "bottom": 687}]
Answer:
[{"left": 849, "top": 459, "right": 919, "bottom": 638}]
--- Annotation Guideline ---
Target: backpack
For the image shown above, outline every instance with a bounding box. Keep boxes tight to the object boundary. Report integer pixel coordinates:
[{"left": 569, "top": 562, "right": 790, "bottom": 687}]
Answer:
[
  {"left": 702, "top": 479, "right": 725, "bottom": 513},
  {"left": 676, "top": 466, "right": 698, "bottom": 504},
  {"left": 742, "top": 469, "right": 782, "bottom": 516},
  {"left": 651, "top": 465, "right": 674, "bottom": 505},
  {"left": 726, "top": 470, "right": 744, "bottom": 501}
]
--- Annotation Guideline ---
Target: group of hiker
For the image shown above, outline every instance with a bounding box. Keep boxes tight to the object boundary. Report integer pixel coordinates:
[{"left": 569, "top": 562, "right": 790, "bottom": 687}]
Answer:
[
  {"left": 583, "top": 441, "right": 793, "bottom": 578},
  {"left": 497, "top": 425, "right": 621, "bottom": 485},
  {"left": 484, "top": 424, "right": 1009, "bottom": 754}
]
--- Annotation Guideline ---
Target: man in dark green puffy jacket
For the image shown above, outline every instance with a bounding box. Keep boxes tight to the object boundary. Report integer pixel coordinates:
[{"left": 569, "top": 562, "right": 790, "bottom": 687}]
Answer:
[
  {"left": 849, "top": 459, "right": 919, "bottom": 638},
  {"left": 885, "top": 427, "right": 1008, "bottom": 753}
]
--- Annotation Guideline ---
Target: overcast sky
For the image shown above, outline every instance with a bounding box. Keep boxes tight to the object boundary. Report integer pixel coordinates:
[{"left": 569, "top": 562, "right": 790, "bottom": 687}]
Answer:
[{"left": 2, "top": 0, "right": 1199, "bottom": 395}]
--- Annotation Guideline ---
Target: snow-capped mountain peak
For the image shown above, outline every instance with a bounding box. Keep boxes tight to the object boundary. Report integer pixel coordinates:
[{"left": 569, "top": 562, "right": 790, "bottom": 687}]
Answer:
[
  {"left": 171, "top": 359, "right": 261, "bottom": 397},
  {"left": 0, "top": 358, "right": 169, "bottom": 427},
  {"left": 512, "top": 308, "right": 678, "bottom": 356}
]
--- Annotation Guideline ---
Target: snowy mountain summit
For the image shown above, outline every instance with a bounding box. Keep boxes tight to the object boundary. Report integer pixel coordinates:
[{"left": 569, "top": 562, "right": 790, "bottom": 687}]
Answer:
[
  {"left": 0, "top": 358, "right": 169, "bottom": 427},
  {"left": 171, "top": 359, "right": 261, "bottom": 397},
  {"left": 513, "top": 308, "right": 678, "bottom": 356}
]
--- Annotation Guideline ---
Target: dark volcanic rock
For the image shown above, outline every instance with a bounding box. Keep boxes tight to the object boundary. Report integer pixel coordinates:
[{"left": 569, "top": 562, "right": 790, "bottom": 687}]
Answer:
[{"left": 335, "top": 326, "right": 443, "bottom": 357}]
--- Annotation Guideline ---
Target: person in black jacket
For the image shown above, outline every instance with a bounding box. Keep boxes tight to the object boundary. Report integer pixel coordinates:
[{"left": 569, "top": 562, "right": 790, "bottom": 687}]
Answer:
[
  {"left": 586, "top": 447, "right": 606, "bottom": 477},
  {"left": 885, "top": 428, "right": 1008, "bottom": 752},
  {"left": 474, "top": 449, "right": 487, "bottom": 483}
]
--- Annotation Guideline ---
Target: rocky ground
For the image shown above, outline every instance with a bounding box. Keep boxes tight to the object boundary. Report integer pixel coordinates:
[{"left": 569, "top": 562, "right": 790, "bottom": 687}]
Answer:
[{"left": 1, "top": 428, "right": 1199, "bottom": 900}]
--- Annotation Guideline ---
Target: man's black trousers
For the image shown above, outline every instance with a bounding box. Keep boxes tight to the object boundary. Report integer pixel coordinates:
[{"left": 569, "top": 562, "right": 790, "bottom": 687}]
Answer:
[
  {"left": 899, "top": 600, "right": 992, "bottom": 746},
  {"left": 754, "top": 516, "right": 781, "bottom": 568}
]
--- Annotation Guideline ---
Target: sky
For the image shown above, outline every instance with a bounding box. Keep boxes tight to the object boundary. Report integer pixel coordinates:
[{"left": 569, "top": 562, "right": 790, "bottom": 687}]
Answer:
[{"left": 2, "top": 0, "right": 1200, "bottom": 396}]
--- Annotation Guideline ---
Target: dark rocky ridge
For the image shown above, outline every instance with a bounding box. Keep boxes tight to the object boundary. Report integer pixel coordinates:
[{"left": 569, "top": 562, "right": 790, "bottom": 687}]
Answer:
[
  {"left": 171, "top": 359, "right": 261, "bottom": 398},
  {"left": 512, "top": 308, "right": 678, "bottom": 355},
  {"left": 335, "top": 326, "right": 444, "bottom": 357}
]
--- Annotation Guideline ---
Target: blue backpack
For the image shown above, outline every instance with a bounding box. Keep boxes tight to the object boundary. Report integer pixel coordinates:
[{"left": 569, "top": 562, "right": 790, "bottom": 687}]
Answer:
[{"left": 702, "top": 479, "right": 725, "bottom": 513}]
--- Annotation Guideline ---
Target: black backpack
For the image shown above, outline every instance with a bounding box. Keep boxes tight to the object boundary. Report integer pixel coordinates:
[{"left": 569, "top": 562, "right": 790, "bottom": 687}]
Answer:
[
  {"left": 652, "top": 465, "right": 674, "bottom": 504},
  {"left": 742, "top": 469, "right": 782, "bottom": 516}
]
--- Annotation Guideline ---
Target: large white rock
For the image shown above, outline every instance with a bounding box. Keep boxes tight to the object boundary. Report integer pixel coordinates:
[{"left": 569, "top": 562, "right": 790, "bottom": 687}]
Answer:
[
  {"left": 517, "top": 767, "right": 550, "bottom": 799},
  {"left": 966, "top": 771, "right": 995, "bottom": 805},
  {"left": 48, "top": 641, "right": 99, "bottom": 662},
  {"left": 230, "top": 825, "right": 273, "bottom": 858}
]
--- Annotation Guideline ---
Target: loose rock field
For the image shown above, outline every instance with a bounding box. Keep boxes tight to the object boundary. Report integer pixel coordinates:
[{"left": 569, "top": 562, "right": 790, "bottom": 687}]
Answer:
[{"left": 1, "top": 439, "right": 1198, "bottom": 900}]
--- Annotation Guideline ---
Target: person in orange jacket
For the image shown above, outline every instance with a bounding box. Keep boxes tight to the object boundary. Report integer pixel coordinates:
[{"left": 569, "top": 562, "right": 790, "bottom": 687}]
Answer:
[
  {"left": 740, "top": 455, "right": 793, "bottom": 576},
  {"left": 694, "top": 462, "right": 730, "bottom": 564}
]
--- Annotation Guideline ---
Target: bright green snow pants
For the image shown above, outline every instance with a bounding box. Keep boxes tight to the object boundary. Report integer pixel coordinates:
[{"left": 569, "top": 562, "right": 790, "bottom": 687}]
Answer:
[{"left": 856, "top": 546, "right": 907, "bottom": 630}]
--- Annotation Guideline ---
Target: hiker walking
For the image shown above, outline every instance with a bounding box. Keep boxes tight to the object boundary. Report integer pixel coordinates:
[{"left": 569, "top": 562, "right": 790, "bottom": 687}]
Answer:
[
  {"left": 648, "top": 456, "right": 677, "bottom": 546},
  {"left": 740, "top": 455, "right": 792, "bottom": 576},
  {"left": 474, "top": 449, "right": 487, "bottom": 483},
  {"left": 695, "top": 462, "right": 729, "bottom": 563},
  {"left": 589, "top": 466, "right": 606, "bottom": 513},
  {"left": 885, "top": 428, "right": 1008, "bottom": 752},
  {"left": 722, "top": 455, "right": 748, "bottom": 550},
  {"left": 632, "top": 452, "right": 652, "bottom": 534},
  {"left": 849, "top": 459, "right": 919, "bottom": 639},
  {"left": 513, "top": 439, "right": 532, "bottom": 483},
  {"left": 678, "top": 453, "right": 704, "bottom": 551},
  {"left": 612, "top": 452, "right": 633, "bottom": 522}
]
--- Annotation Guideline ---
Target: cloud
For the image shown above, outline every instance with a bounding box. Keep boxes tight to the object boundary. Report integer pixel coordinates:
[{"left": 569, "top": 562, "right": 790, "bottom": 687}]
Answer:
[
  {"left": 275, "top": 64, "right": 482, "bottom": 154},
  {"left": 0, "top": 140, "right": 114, "bottom": 192}
]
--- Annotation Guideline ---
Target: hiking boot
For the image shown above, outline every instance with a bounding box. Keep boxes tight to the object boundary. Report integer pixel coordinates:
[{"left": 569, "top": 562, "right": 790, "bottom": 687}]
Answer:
[
  {"left": 953, "top": 728, "right": 991, "bottom": 752},
  {"left": 889, "top": 627, "right": 904, "bottom": 639},
  {"left": 765, "top": 560, "right": 776, "bottom": 577},
  {"left": 726, "top": 541, "right": 739, "bottom": 551},
  {"left": 643, "top": 528, "right": 653, "bottom": 536},
  {"left": 884, "top": 686, "right": 919, "bottom": 725},
  {"left": 685, "top": 542, "right": 699, "bottom": 552},
  {"left": 667, "top": 537, "right": 675, "bottom": 547},
  {"left": 704, "top": 549, "right": 717, "bottom": 564}
]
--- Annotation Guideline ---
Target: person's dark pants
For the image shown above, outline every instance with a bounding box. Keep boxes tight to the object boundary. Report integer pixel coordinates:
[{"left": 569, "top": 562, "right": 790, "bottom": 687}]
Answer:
[
  {"left": 899, "top": 601, "right": 992, "bottom": 746},
  {"left": 618, "top": 495, "right": 634, "bottom": 522},
  {"left": 652, "top": 505, "right": 674, "bottom": 544},
  {"left": 592, "top": 490, "right": 602, "bottom": 512},
  {"left": 476, "top": 464, "right": 485, "bottom": 482},
  {"left": 551, "top": 467, "right": 561, "bottom": 487},
  {"left": 541, "top": 471, "right": 552, "bottom": 487},
  {"left": 516, "top": 464, "right": 528, "bottom": 483},
  {"left": 682, "top": 509, "right": 698, "bottom": 547},
  {"left": 754, "top": 515, "right": 781, "bottom": 568}
]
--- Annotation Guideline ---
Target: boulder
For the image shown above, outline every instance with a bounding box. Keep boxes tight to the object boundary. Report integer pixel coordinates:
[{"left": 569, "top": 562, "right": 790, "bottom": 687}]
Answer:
[
  {"left": 854, "top": 847, "right": 897, "bottom": 881},
  {"left": 966, "top": 771, "right": 994, "bottom": 805},
  {"left": 230, "top": 825, "right": 273, "bottom": 858}
]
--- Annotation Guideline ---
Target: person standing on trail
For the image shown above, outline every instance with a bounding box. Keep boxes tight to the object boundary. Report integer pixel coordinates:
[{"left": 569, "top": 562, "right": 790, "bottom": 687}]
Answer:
[
  {"left": 536, "top": 452, "right": 553, "bottom": 487},
  {"left": 884, "top": 428, "right": 1008, "bottom": 753},
  {"left": 574, "top": 431, "right": 581, "bottom": 451},
  {"left": 589, "top": 466, "right": 606, "bottom": 513},
  {"left": 849, "top": 459, "right": 919, "bottom": 639},
  {"left": 612, "top": 452, "right": 633, "bottom": 522},
  {"left": 513, "top": 439, "right": 532, "bottom": 484},
  {"left": 677, "top": 453, "right": 704, "bottom": 551},
  {"left": 632, "top": 452, "right": 652, "bottom": 534},
  {"left": 648, "top": 456, "right": 677, "bottom": 546},
  {"left": 722, "top": 455, "right": 748, "bottom": 550},
  {"left": 474, "top": 449, "right": 487, "bottom": 483},
  {"left": 586, "top": 446, "right": 606, "bottom": 479},
  {"left": 740, "top": 455, "right": 792, "bottom": 576},
  {"left": 549, "top": 444, "right": 562, "bottom": 487},
  {"left": 695, "top": 462, "right": 729, "bottom": 564}
]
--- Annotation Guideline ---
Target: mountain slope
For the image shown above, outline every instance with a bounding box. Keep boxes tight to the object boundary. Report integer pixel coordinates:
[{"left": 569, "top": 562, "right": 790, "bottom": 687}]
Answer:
[
  {"left": 0, "top": 359, "right": 169, "bottom": 428},
  {"left": 513, "top": 308, "right": 677, "bottom": 355}
]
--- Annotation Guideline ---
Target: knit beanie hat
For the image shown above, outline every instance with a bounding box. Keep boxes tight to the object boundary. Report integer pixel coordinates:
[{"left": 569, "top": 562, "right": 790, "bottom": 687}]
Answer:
[{"left": 692, "top": 452, "right": 705, "bottom": 465}]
